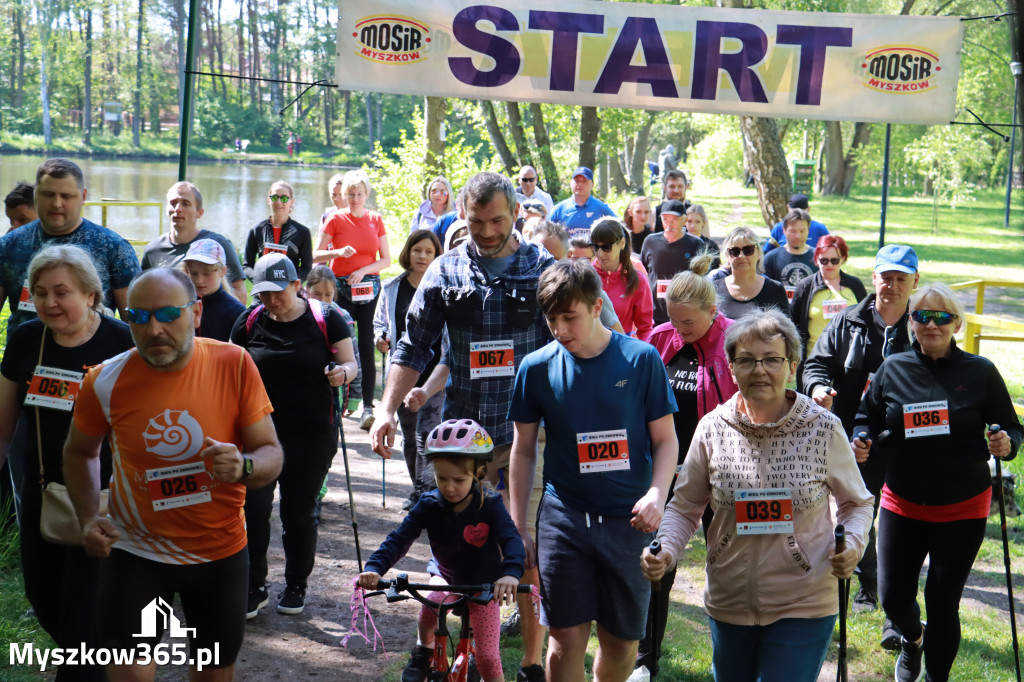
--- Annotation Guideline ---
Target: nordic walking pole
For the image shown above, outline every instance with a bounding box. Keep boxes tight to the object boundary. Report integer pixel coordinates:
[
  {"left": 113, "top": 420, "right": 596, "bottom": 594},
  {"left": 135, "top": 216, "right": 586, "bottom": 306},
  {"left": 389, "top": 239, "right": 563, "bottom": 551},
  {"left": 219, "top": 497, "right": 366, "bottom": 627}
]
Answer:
[
  {"left": 990, "top": 423, "right": 1021, "bottom": 682},
  {"left": 381, "top": 351, "right": 387, "bottom": 509},
  {"left": 329, "top": 363, "right": 363, "bottom": 572},
  {"left": 649, "top": 539, "right": 662, "bottom": 682},
  {"left": 835, "top": 524, "right": 848, "bottom": 682}
]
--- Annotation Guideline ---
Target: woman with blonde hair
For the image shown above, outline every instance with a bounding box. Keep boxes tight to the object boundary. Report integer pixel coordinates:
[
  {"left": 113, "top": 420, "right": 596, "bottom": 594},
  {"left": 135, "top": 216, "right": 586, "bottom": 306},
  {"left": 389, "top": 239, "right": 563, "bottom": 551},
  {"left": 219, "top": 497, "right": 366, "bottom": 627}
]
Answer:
[
  {"left": 623, "top": 195, "right": 652, "bottom": 255},
  {"left": 713, "top": 227, "right": 789, "bottom": 321},
  {"left": 684, "top": 205, "right": 720, "bottom": 269},
  {"left": 243, "top": 179, "right": 314, "bottom": 282},
  {"left": 409, "top": 175, "right": 455, "bottom": 232}
]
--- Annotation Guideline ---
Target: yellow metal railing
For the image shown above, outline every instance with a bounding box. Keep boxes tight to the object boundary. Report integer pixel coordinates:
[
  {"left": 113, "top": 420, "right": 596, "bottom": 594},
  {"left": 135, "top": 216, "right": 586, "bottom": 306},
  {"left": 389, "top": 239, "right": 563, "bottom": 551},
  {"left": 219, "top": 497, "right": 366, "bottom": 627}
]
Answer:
[
  {"left": 949, "top": 279, "right": 1024, "bottom": 316},
  {"left": 83, "top": 199, "right": 164, "bottom": 247}
]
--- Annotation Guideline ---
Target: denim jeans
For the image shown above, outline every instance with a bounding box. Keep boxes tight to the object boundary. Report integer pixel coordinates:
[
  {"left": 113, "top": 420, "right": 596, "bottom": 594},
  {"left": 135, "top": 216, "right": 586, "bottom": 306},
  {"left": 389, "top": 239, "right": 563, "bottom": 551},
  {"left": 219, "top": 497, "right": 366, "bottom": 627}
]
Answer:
[{"left": 709, "top": 614, "right": 837, "bottom": 682}]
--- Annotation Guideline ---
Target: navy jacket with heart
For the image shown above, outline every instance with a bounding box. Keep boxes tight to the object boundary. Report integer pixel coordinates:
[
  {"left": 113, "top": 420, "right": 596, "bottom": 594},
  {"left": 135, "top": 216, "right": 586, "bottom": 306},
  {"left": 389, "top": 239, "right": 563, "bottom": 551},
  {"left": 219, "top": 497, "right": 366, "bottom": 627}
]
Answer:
[{"left": 365, "top": 486, "right": 525, "bottom": 585}]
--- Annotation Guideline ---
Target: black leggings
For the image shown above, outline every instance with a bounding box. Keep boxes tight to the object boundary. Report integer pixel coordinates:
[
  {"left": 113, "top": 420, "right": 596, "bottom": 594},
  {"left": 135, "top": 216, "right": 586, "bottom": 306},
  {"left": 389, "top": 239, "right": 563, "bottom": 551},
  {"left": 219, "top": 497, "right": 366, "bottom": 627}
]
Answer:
[
  {"left": 339, "top": 295, "right": 377, "bottom": 407},
  {"left": 877, "top": 508, "right": 986, "bottom": 681}
]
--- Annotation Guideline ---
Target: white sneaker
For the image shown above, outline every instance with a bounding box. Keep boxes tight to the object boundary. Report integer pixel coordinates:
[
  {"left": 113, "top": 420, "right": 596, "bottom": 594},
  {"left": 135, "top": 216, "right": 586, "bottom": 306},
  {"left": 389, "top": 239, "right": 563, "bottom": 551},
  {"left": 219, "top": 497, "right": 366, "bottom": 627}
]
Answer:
[{"left": 626, "top": 665, "right": 651, "bottom": 682}]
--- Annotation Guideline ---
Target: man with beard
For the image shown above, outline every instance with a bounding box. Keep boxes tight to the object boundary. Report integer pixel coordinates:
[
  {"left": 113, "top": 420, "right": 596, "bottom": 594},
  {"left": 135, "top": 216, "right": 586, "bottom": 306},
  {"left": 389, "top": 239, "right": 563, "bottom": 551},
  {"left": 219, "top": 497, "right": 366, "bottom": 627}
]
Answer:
[{"left": 63, "top": 268, "right": 282, "bottom": 681}]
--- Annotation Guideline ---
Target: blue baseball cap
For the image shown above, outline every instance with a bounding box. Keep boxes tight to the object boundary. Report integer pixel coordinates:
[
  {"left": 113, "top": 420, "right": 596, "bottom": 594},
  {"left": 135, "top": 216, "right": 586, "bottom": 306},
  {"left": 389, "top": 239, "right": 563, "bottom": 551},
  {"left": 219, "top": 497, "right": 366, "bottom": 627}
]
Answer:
[
  {"left": 874, "top": 244, "right": 918, "bottom": 274},
  {"left": 571, "top": 167, "right": 594, "bottom": 181}
]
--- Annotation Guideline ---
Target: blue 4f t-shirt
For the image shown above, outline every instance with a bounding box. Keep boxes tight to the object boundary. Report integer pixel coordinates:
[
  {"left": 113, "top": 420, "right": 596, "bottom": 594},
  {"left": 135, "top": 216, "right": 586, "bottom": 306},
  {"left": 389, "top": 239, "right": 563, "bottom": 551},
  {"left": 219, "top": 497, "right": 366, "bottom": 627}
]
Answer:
[{"left": 509, "top": 333, "right": 677, "bottom": 517}]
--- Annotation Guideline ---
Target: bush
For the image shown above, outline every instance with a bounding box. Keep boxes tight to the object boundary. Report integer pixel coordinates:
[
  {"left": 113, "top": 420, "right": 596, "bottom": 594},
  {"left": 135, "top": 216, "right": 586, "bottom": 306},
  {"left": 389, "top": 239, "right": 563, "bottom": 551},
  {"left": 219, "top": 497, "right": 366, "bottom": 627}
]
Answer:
[{"left": 687, "top": 123, "right": 746, "bottom": 184}]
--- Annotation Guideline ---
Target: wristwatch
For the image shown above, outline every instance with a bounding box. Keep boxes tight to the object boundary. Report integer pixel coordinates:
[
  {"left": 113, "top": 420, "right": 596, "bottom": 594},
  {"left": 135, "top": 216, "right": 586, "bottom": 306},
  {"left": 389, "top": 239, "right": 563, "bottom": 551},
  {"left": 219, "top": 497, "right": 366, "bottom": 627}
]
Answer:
[{"left": 240, "top": 456, "right": 254, "bottom": 481}]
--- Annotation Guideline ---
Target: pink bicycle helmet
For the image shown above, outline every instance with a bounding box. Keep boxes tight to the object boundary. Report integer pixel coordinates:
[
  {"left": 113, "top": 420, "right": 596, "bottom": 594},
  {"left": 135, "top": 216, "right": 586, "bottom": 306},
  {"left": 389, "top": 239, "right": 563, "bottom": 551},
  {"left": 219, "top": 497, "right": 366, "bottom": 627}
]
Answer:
[{"left": 425, "top": 419, "right": 494, "bottom": 460}]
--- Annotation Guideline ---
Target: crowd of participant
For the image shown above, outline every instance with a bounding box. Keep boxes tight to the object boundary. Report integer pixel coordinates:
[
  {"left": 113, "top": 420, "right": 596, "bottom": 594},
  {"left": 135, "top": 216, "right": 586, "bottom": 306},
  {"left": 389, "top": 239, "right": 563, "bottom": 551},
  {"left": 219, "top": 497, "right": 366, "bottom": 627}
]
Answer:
[{"left": 0, "top": 157, "right": 1020, "bottom": 682}]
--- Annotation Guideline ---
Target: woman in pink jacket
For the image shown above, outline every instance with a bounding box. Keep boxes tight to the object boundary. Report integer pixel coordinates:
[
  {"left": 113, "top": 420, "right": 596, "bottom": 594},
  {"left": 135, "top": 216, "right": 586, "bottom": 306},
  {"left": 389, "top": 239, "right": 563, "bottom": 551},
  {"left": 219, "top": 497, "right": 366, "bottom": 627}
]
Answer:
[
  {"left": 590, "top": 218, "right": 653, "bottom": 340},
  {"left": 631, "top": 255, "right": 739, "bottom": 679},
  {"left": 642, "top": 309, "right": 874, "bottom": 682}
]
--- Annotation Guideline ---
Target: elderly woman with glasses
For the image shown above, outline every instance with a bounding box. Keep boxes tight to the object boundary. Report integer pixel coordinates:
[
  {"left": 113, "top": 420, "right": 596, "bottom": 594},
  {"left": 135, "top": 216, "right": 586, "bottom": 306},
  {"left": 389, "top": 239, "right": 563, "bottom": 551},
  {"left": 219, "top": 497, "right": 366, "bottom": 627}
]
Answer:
[
  {"left": 244, "top": 179, "right": 313, "bottom": 283},
  {"left": 853, "top": 283, "right": 1022, "bottom": 682},
  {"left": 714, "top": 227, "right": 790, "bottom": 321},
  {"left": 0, "top": 245, "right": 134, "bottom": 680},
  {"left": 642, "top": 309, "right": 873, "bottom": 682}
]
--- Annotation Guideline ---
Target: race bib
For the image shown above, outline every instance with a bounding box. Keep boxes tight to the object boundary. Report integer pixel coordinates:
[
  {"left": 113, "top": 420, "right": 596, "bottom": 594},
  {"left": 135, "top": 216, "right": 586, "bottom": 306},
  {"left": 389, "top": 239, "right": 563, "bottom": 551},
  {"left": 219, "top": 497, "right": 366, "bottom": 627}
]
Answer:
[
  {"left": 18, "top": 283, "right": 34, "bottom": 312},
  {"left": 469, "top": 340, "right": 515, "bottom": 379},
  {"left": 735, "top": 488, "right": 794, "bottom": 535},
  {"left": 822, "top": 299, "right": 847, "bottom": 319},
  {"left": 785, "top": 286, "right": 796, "bottom": 301},
  {"left": 576, "top": 429, "right": 630, "bottom": 473},
  {"left": 351, "top": 282, "right": 374, "bottom": 302},
  {"left": 902, "top": 400, "right": 950, "bottom": 438},
  {"left": 24, "top": 366, "right": 84, "bottom": 412},
  {"left": 146, "top": 461, "right": 213, "bottom": 511},
  {"left": 263, "top": 242, "right": 288, "bottom": 256},
  {"left": 656, "top": 279, "right": 671, "bottom": 299}
]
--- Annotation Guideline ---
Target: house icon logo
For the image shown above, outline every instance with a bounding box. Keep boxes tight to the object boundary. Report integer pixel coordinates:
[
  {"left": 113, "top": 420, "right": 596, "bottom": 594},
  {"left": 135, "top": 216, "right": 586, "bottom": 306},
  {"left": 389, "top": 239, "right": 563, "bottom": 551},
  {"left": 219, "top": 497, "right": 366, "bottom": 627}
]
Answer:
[{"left": 134, "top": 597, "right": 196, "bottom": 639}]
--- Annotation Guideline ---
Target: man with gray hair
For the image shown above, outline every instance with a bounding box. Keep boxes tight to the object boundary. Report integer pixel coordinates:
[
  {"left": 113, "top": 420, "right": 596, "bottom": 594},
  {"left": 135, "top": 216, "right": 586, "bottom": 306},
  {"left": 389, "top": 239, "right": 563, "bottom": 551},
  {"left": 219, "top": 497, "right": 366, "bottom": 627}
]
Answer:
[
  {"left": 141, "top": 181, "right": 248, "bottom": 304},
  {"left": 0, "top": 157, "right": 140, "bottom": 336}
]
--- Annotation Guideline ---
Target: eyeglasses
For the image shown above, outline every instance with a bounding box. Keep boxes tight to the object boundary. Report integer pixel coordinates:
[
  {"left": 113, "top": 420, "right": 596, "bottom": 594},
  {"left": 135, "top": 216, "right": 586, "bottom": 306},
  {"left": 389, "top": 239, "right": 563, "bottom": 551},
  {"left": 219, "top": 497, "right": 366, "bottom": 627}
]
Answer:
[
  {"left": 594, "top": 243, "right": 616, "bottom": 253},
  {"left": 818, "top": 257, "right": 842, "bottom": 266},
  {"left": 730, "top": 356, "right": 788, "bottom": 372},
  {"left": 268, "top": 195, "right": 290, "bottom": 203},
  {"left": 910, "top": 310, "right": 958, "bottom": 326},
  {"left": 521, "top": 177, "right": 537, "bottom": 183},
  {"left": 727, "top": 245, "right": 756, "bottom": 258},
  {"left": 125, "top": 301, "right": 197, "bottom": 324}
]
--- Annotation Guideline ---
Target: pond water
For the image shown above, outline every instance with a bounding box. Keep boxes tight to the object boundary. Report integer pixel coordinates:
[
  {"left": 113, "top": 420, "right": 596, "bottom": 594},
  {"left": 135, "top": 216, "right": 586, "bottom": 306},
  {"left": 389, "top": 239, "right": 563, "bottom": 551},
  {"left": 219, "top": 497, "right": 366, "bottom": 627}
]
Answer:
[{"left": 1, "top": 154, "right": 355, "bottom": 249}]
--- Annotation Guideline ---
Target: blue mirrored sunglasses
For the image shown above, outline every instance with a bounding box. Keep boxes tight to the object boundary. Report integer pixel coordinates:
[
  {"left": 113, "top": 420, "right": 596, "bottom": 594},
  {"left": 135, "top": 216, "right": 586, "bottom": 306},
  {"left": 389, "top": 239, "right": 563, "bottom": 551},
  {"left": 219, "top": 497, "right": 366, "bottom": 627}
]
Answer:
[
  {"left": 910, "top": 310, "right": 957, "bottom": 326},
  {"left": 125, "top": 301, "right": 197, "bottom": 324}
]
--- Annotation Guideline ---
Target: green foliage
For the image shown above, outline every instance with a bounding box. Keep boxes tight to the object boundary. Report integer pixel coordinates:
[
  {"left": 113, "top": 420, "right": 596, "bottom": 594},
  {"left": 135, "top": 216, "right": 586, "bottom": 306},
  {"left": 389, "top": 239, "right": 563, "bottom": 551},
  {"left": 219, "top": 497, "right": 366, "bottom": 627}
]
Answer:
[
  {"left": 904, "top": 125, "right": 988, "bottom": 231},
  {"left": 686, "top": 116, "right": 746, "bottom": 184}
]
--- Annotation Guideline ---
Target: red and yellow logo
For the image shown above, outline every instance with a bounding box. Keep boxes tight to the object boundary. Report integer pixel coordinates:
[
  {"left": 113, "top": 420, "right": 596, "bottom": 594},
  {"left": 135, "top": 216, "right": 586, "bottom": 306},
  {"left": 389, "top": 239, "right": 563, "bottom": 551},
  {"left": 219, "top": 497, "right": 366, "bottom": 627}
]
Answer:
[
  {"left": 860, "top": 46, "right": 941, "bottom": 94},
  {"left": 353, "top": 15, "right": 429, "bottom": 65}
]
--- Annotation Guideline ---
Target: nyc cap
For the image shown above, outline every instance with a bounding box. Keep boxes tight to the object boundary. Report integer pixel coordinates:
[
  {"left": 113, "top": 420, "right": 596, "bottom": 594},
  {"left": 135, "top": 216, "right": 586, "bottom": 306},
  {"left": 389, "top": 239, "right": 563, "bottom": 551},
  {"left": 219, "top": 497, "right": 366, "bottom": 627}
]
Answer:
[
  {"left": 251, "top": 254, "right": 298, "bottom": 294},
  {"left": 572, "top": 167, "right": 594, "bottom": 181},
  {"left": 661, "top": 199, "right": 686, "bottom": 217},
  {"left": 182, "top": 238, "right": 226, "bottom": 266},
  {"left": 874, "top": 244, "right": 918, "bottom": 274}
]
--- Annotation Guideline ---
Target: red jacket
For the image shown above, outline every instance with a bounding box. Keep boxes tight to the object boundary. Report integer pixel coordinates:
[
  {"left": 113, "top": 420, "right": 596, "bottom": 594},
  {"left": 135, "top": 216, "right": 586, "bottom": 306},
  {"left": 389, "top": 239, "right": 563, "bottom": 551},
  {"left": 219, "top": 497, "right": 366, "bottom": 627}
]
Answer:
[
  {"left": 594, "top": 263, "right": 654, "bottom": 341},
  {"left": 648, "top": 313, "right": 739, "bottom": 419}
]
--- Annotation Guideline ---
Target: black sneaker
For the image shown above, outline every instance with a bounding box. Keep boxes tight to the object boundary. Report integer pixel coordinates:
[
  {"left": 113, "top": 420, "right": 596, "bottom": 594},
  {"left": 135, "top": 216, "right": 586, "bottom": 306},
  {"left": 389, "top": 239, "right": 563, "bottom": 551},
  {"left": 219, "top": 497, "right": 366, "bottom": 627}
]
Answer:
[
  {"left": 881, "top": 617, "right": 902, "bottom": 651},
  {"left": 246, "top": 585, "right": 269, "bottom": 620},
  {"left": 277, "top": 585, "right": 306, "bottom": 615},
  {"left": 402, "top": 492, "right": 420, "bottom": 511},
  {"left": 895, "top": 625, "right": 924, "bottom": 682},
  {"left": 517, "top": 664, "right": 546, "bottom": 682},
  {"left": 401, "top": 645, "right": 433, "bottom": 682},
  {"left": 852, "top": 584, "right": 878, "bottom": 613},
  {"left": 360, "top": 408, "right": 375, "bottom": 432},
  {"left": 500, "top": 606, "right": 521, "bottom": 637}
]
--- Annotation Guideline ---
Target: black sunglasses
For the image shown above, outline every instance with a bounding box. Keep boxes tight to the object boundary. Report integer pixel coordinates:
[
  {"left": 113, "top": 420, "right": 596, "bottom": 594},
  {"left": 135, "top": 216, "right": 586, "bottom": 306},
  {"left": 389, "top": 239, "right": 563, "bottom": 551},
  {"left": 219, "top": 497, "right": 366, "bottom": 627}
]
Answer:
[
  {"left": 521, "top": 177, "right": 537, "bottom": 182},
  {"left": 727, "top": 245, "right": 756, "bottom": 258},
  {"left": 818, "top": 257, "right": 842, "bottom": 266},
  {"left": 593, "top": 243, "right": 617, "bottom": 253}
]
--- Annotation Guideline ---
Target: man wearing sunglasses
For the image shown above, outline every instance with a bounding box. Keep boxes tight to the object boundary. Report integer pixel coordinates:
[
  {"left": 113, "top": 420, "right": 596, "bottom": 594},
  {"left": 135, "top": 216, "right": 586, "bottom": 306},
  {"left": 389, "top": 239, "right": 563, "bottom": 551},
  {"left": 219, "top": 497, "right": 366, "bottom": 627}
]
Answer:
[
  {"left": 63, "top": 267, "right": 283, "bottom": 680},
  {"left": 802, "top": 243, "right": 919, "bottom": 647},
  {"left": 517, "top": 166, "right": 554, "bottom": 217},
  {"left": 141, "top": 181, "right": 249, "bottom": 305}
]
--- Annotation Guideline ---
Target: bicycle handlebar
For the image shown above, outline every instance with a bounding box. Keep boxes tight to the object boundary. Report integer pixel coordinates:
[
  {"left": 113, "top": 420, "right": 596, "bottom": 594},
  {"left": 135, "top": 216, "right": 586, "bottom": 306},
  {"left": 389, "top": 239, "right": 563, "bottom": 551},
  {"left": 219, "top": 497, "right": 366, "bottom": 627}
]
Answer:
[{"left": 364, "top": 573, "right": 531, "bottom": 608}]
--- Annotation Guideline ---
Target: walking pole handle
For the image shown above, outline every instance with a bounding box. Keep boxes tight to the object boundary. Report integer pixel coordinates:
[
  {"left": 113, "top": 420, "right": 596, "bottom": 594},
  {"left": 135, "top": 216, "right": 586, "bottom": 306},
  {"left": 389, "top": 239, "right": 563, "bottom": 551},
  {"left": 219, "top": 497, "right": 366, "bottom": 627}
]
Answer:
[
  {"left": 649, "top": 539, "right": 661, "bottom": 556},
  {"left": 834, "top": 525, "right": 846, "bottom": 555}
]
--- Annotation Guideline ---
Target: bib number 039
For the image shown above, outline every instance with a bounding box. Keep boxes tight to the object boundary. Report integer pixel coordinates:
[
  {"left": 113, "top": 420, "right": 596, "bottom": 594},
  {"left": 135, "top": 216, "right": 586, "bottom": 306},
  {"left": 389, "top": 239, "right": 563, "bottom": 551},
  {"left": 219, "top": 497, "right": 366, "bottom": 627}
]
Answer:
[{"left": 735, "top": 488, "right": 794, "bottom": 535}]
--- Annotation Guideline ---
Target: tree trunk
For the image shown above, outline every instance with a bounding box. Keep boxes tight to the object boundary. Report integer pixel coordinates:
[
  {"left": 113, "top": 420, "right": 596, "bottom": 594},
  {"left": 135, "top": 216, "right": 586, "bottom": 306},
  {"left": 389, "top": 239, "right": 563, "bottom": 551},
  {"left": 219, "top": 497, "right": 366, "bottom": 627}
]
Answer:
[
  {"left": 598, "top": 152, "right": 611, "bottom": 197},
  {"left": 365, "top": 93, "right": 374, "bottom": 153},
  {"left": 324, "top": 89, "right": 332, "bottom": 147},
  {"left": 739, "top": 116, "right": 791, "bottom": 228},
  {"left": 505, "top": 102, "right": 532, "bottom": 168},
  {"left": 607, "top": 149, "right": 629, "bottom": 193},
  {"left": 83, "top": 10, "right": 92, "bottom": 144},
  {"left": 630, "top": 111, "right": 657, "bottom": 191},
  {"left": 529, "top": 103, "right": 561, "bottom": 199},
  {"left": 425, "top": 96, "right": 446, "bottom": 177},
  {"left": 578, "top": 106, "right": 600, "bottom": 170},
  {"left": 237, "top": 0, "right": 246, "bottom": 81},
  {"left": 13, "top": 3, "right": 26, "bottom": 107},
  {"left": 479, "top": 100, "right": 516, "bottom": 175},
  {"left": 822, "top": 121, "right": 872, "bottom": 196},
  {"left": 342, "top": 90, "right": 351, "bottom": 144},
  {"left": 133, "top": 0, "right": 143, "bottom": 146}
]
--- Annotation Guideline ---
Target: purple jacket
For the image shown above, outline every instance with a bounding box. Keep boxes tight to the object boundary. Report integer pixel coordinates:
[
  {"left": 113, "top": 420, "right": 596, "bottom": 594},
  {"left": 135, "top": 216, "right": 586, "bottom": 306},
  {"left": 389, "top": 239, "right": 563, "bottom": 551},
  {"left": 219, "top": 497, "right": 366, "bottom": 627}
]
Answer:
[{"left": 648, "top": 313, "right": 739, "bottom": 420}]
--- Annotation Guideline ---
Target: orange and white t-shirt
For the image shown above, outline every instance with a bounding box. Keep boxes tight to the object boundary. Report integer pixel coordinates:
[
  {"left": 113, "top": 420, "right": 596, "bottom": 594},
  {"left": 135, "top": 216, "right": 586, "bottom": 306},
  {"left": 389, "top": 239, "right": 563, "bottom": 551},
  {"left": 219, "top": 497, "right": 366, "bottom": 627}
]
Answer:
[{"left": 74, "top": 338, "right": 273, "bottom": 564}]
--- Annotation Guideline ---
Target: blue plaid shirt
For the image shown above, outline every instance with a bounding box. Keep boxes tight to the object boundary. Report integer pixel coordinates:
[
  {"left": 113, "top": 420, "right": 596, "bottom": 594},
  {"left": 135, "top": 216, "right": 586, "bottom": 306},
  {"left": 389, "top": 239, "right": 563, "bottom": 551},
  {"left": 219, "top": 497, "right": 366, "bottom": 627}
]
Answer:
[{"left": 392, "top": 236, "right": 555, "bottom": 446}]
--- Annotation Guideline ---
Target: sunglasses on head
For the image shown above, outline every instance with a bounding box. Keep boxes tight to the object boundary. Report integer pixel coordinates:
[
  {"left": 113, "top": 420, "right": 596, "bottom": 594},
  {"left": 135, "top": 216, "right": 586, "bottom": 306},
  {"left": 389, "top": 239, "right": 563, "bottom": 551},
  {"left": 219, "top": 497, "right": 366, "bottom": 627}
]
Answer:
[
  {"left": 268, "top": 195, "right": 290, "bottom": 203},
  {"left": 125, "top": 301, "right": 197, "bottom": 325},
  {"left": 727, "top": 245, "right": 756, "bottom": 258},
  {"left": 910, "top": 310, "right": 958, "bottom": 326},
  {"left": 818, "top": 257, "right": 842, "bottom": 266}
]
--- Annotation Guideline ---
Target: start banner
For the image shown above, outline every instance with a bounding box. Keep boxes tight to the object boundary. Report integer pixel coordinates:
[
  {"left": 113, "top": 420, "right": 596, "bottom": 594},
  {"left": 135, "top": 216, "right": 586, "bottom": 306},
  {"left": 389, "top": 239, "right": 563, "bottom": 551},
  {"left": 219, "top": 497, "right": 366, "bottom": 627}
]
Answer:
[{"left": 334, "top": 0, "right": 963, "bottom": 125}]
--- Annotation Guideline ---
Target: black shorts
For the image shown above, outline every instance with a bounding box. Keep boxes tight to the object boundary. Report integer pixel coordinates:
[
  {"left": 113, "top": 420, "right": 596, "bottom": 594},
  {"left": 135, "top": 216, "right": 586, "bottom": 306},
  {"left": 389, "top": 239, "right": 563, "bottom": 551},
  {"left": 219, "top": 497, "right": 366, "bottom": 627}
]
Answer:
[{"left": 101, "top": 547, "right": 248, "bottom": 667}]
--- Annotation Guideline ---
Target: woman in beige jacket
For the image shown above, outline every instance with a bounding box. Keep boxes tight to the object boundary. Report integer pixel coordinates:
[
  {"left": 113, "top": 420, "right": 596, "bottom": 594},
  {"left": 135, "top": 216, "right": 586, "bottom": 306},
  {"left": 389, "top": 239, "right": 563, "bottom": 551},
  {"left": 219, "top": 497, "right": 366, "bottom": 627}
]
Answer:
[{"left": 641, "top": 309, "right": 874, "bottom": 682}]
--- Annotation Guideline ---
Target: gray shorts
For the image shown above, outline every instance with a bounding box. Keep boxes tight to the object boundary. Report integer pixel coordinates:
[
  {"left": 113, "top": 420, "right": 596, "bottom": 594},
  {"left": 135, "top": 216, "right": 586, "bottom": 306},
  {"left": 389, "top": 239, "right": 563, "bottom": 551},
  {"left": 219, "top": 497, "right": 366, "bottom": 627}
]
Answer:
[{"left": 536, "top": 493, "right": 653, "bottom": 640}]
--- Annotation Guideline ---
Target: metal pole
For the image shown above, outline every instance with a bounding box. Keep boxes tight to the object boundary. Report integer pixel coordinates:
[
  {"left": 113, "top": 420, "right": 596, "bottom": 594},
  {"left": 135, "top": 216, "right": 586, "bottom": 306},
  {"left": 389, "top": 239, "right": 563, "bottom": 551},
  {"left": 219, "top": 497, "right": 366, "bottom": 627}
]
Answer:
[
  {"left": 1005, "top": 63, "right": 1022, "bottom": 229},
  {"left": 177, "top": 0, "right": 201, "bottom": 181},
  {"left": 879, "top": 124, "right": 892, "bottom": 250}
]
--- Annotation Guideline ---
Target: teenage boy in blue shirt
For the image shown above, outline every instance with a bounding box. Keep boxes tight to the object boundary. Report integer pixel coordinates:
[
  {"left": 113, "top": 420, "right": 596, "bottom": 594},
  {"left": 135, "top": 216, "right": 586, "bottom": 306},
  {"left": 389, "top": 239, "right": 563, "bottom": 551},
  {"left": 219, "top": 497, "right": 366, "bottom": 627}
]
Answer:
[{"left": 509, "top": 259, "right": 678, "bottom": 682}]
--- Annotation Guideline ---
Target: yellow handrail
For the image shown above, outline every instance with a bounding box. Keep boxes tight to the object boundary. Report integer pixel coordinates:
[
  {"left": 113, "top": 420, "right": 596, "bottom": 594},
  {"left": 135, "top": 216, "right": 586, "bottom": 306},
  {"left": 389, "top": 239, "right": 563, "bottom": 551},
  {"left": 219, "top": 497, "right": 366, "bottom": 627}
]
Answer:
[
  {"left": 948, "top": 280, "right": 1024, "bottom": 316},
  {"left": 83, "top": 199, "right": 164, "bottom": 246}
]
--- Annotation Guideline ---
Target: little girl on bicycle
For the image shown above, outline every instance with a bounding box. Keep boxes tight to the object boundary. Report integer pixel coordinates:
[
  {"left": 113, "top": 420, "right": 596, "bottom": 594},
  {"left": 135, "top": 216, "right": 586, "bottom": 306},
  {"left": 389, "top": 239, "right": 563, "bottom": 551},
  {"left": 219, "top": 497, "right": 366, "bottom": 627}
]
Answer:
[{"left": 358, "top": 419, "right": 524, "bottom": 682}]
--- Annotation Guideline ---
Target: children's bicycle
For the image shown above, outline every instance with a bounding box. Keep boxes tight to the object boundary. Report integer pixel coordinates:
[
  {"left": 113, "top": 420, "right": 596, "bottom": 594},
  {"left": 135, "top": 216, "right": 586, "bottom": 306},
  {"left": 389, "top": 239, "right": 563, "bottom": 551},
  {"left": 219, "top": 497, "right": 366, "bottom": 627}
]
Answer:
[{"left": 365, "top": 573, "right": 531, "bottom": 682}]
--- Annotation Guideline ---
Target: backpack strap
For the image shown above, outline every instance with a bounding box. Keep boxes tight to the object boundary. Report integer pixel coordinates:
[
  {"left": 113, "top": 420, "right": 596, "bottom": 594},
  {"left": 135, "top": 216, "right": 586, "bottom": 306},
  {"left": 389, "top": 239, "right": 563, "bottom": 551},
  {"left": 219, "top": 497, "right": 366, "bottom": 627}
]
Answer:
[
  {"left": 308, "top": 298, "right": 336, "bottom": 353},
  {"left": 245, "top": 304, "right": 265, "bottom": 337}
]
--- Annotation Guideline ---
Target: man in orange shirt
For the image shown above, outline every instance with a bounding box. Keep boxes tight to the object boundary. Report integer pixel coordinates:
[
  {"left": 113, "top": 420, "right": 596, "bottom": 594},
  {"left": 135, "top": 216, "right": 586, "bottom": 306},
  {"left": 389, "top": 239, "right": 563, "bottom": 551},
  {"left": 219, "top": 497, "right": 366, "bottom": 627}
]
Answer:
[{"left": 64, "top": 268, "right": 283, "bottom": 682}]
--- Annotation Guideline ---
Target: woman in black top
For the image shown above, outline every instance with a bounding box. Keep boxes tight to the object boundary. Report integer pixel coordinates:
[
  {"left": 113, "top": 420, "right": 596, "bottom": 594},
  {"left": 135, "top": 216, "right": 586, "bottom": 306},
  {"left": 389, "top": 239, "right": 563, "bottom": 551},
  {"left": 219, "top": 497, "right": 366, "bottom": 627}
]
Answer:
[
  {"left": 0, "top": 245, "right": 133, "bottom": 681},
  {"left": 230, "top": 254, "right": 356, "bottom": 618},
  {"left": 713, "top": 227, "right": 789, "bottom": 321},
  {"left": 854, "top": 282, "right": 1022, "bottom": 682},
  {"left": 243, "top": 180, "right": 314, "bottom": 282}
]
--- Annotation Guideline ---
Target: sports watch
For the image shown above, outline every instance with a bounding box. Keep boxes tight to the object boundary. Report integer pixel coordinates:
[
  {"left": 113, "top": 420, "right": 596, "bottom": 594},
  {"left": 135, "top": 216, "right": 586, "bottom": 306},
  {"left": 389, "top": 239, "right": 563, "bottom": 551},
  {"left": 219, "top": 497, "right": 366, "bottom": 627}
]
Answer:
[{"left": 240, "top": 456, "right": 254, "bottom": 480}]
